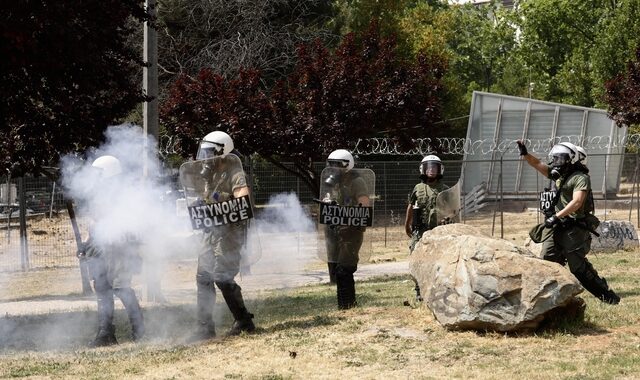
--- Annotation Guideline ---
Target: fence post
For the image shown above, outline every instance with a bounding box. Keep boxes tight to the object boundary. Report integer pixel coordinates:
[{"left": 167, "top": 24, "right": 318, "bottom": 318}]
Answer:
[
  {"left": 383, "top": 162, "right": 387, "bottom": 247},
  {"left": 604, "top": 153, "right": 608, "bottom": 221},
  {"left": 628, "top": 153, "right": 637, "bottom": 223},
  {"left": 18, "top": 177, "right": 30, "bottom": 270},
  {"left": 637, "top": 153, "right": 640, "bottom": 228}
]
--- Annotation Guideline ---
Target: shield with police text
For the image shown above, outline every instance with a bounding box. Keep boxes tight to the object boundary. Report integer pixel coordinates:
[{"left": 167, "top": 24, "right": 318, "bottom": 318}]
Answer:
[
  {"left": 179, "top": 154, "right": 261, "bottom": 264},
  {"left": 435, "top": 180, "right": 461, "bottom": 224},
  {"left": 316, "top": 167, "right": 376, "bottom": 264},
  {"left": 539, "top": 188, "right": 556, "bottom": 216}
]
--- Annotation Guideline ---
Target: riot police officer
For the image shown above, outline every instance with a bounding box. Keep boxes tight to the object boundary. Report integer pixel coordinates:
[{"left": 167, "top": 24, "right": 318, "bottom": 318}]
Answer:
[
  {"left": 191, "top": 131, "right": 256, "bottom": 340},
  {"left": 84, "top": 155, "right": 145, "bottom": 347},
  {"left": 404, "top": 155, "right": 448, "bottom": 301},
  {"left": 518, "top": 140, "right": 620, "bottom": 304},
  {"left": 322, "top": 149, "right": 371, "bottom": 309}
]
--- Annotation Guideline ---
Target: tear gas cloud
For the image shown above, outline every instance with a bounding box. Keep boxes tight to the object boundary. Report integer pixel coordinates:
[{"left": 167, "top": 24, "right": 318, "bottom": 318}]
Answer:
[
  {"left": 245, "top": 192, "right": 320, "bottom": 282},
  {"left": 61, "top": 124, "right": 191, "bottom": 265}
]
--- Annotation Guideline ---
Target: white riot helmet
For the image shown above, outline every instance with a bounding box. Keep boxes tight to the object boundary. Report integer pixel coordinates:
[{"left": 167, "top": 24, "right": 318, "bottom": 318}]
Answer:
[
  {"left": 420, "top": 155, "right": 443, "bottom": 178},
  {"left": 549, "top": 142, "right": 578, "bottom": 166},
  {"left": 197, "top": 131, "right": 234, "bottom": 159},
  {"left": 91, "top": 155, "right": 122, "bottom": 179},
  {"left": 327, "top": 149, "right": 354, "bottom": 171},
  {"left": 575, "top": 145, "right": 587, "bottom": 164}
]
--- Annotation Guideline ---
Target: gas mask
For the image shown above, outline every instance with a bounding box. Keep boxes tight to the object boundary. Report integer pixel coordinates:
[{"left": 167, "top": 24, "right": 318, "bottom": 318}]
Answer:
[
  {"left": 549, "top": 153, "right": 571, "bottom": 180},
  {"left": 200, "top": 162, "right": 214, "bottom": 177},
  {"left": 324, "top": 173, "right": 342, "bottom": 187}
]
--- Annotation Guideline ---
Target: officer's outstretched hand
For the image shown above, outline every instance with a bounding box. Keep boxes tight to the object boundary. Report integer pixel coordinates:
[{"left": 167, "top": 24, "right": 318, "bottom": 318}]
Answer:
[
  {"left": 544, "top": 214, "right": 560, "bottom": 228},
  {"left": 516, "top": 140, "right": 528, "bottom": 156}
]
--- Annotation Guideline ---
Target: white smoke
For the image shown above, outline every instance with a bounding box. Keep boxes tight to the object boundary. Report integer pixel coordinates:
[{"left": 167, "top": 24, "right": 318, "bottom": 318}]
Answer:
[
  {"left": 60, "top": 124, "right": 193, "bottom": 297},
  {"left": 243, "top": 193, "right": 320, "bottom": 286}
]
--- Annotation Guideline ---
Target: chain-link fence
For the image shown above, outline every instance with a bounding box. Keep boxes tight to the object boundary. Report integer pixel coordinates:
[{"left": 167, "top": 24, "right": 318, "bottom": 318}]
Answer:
[{"left": 2, "top": 154, "right": 640, "bottom": 272}]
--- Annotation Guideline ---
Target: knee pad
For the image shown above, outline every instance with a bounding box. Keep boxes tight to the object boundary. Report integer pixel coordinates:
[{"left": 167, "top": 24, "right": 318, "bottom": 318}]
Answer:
[
  {"left": 335, "top": 265, "right": 356, "bottom": 277},
  {"left": 215, "top": 281, "right": 239, "bottom": 292},
  {"left": 93, "top": 276, "right": 112, "bottom": 294},
  {"left": 196, "top": 272, "right": 215, "bottom": 288},
  {"left": 113, "top": 287, "right": 136, "bottom": 302}
]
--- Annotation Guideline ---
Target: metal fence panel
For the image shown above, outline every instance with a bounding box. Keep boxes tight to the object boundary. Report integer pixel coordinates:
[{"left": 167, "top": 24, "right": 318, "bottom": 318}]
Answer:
[{"left": 2, "top": 154, "right": 640, "bottom": 272}]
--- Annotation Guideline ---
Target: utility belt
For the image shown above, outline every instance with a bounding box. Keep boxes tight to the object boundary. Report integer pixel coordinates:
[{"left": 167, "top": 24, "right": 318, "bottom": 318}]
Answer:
[{"left": 553, "top": 216, "right": 601, "bottom": 237}]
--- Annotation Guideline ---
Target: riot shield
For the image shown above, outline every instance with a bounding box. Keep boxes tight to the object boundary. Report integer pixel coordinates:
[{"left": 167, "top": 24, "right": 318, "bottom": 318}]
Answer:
[
  {"left": 179, "top": 155, "right": 261, "bottom": 264},
  {"left": 436, "top": 180, "right": 461, "bottom": 224},
  {"left": 316, "top": 167, "right": 375, "bottom": 264}
]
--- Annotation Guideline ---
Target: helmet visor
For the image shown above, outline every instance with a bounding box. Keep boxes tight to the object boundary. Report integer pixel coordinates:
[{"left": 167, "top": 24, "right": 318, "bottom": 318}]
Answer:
[
  {"left": 550, "top": 153, "right": 571, "bottom": 167},
  {"left": 420, "top": 161, "right": 441, "bottom": 177},
  {"left": 327, "top": 159, "right": 349, "bottom": 168},
  {"left": 197, "top": 141, "right": 224, "bottom": 159}
]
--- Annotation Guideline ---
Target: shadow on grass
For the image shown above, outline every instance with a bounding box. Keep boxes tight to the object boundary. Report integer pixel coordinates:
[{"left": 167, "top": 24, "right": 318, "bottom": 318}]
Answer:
[
  {"left": 0, "top": 289, "right": 343, "bottom": 352},
  {"left": 2, "top": 292, "right": 95, "bottom": 303},
  {"left": 616, "top": 290, "right": 640, "bottom": 298}
]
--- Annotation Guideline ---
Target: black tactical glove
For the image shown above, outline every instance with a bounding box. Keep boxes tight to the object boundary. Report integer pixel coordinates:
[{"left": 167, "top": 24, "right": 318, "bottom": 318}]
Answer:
[
  {"left": 544, "top": 214, "right": 560, "bottom": 228},
  {"left": 517, "top": 141, "right": 528, "bottom": 156}
]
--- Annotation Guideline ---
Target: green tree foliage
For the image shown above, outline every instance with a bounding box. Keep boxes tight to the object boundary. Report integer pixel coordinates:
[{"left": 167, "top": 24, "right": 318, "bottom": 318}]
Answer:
[
  {"left": 0, "top": 1, "right": 149, "bottom": 176},
  {"left": 439, "top": 3, "right": 522, "bottom": 132},
  {"left": 516, "top": 0, "right": 640, "bottom": 107},
  {"left": 605, "top": 47, "right": 640, "bottom": 127},
  {"left": 591, "top": 0, "right": 640, "bottom": 103},
  {"left": 161, "top": 24, "right": 447, "bottom": 193},
  {"left": 332, "top": 1, "right": 521, "bottom": 135},
  {"left": 329, "top": 0, "right": 417, "bottom": 37}
]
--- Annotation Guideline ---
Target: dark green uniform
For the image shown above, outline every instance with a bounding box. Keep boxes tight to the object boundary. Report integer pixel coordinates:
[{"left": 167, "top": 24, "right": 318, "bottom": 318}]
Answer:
[
  {"left": 194, "top": 156, "right": 255, "bottom": 337},
  {"left": 540, "top": 166, "right": 619, "bottom": 304},
  {"left": 323, "top": 171, "right": 368, "bottom": 309},
  {"left": 197, "top": 161, "right": 248, "bottom": 282},
  {"left": 324, "top": 172, "right": 368, "bottom": 268},
  {"left": 85, "top": 234, "right": 144, "bottom": 346},
  {"left": 408, "top": 181, "right": 448, "bottom": 252}
]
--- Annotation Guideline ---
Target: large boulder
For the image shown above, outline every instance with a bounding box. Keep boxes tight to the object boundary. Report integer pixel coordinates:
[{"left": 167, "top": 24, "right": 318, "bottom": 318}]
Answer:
[{"left": 410, "top": 224, "right": 584, "bottom": 332}]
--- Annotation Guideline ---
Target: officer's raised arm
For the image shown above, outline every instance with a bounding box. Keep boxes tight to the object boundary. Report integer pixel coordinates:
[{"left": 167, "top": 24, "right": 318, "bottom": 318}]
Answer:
[{"left": 517, "top": 140, "right": 548, "bottom": 176}]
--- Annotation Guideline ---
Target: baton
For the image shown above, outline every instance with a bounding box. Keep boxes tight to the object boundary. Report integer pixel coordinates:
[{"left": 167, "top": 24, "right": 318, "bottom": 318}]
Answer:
[{"left": 66, "top": 199, "right": 93, "bottom": 295}]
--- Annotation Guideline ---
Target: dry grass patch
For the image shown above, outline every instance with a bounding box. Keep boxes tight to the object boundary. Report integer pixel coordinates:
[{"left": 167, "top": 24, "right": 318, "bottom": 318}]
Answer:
[{"left": 2, "top": 252, "right": 640, "bottom": 380}]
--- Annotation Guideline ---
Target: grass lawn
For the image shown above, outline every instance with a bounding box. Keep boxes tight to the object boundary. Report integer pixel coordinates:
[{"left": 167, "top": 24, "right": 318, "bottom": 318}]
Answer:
[{"left": 1, "top": 247, "right": 640, "bottom": 379}]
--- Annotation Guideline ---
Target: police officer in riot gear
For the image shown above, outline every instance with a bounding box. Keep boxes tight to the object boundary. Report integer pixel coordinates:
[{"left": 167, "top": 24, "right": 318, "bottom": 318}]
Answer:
[
  {"left": 517, "top": 140, "right": 620, "bottom": 304},
  {"left": 323, "top": 149, "right": 370, "bottom": 309},
  {"left": 84, "top": 155, "right": 145, "bottom": 347},
  {"left": 192, "top": 131, "right": 256, "bottom": 340},
  {"left": 404, "top": 155, "right": 449, "bottom": 301}
]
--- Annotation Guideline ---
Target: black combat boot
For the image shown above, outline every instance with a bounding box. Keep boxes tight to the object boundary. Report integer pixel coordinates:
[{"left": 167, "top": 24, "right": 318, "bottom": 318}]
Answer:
[
  {"left": 328, "top": 262, "right": 337, "bottom": 284},
  {"left": 189, "top": 275, "right": 217, "bottom": 341},
  {"left": 575, "top": 265, "right": 621, "bottom": 305},
  {"left": 115, "top": 288, "right": 145, "bottom": 341},
  {"left": 414, "top": 283, "right": 423, "bottom": 303},
  {"left": 336, "top": 265, "right": 357, "bottom": 310},
  {"left": 89, "top": 323, "right": 118, "bottom": 348},
  {"left": 89, "top": 289, "right": 118, "bottom": 347},
  {"left": 217, "top": 282, "right": 256, "bottom": 336}
]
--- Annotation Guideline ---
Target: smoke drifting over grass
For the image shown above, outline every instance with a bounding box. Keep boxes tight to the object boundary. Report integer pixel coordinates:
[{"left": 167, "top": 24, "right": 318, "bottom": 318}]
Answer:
[
  {"left": 2, "top": 125, "right": 324, "bottom": 350},
  {"left": 245, "top": 193, "right": 320, "bottom": 282}
]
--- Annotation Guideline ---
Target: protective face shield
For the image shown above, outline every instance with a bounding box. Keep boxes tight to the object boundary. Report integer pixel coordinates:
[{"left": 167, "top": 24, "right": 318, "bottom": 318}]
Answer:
[
  {"left": 326, "top": 149, "right": 354, "bottom": 171},
  {"left": 548, "top": 143, "right": 577, "bottom": 180},
  {"left": 91, "top": 155, "right": 122, "bottom": 179},
  {"left": 419, "top": 155, "right": 443, "bottom": 181},
  {"left": 197, "top": 131, "right": 234, "bottom": 159}
]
